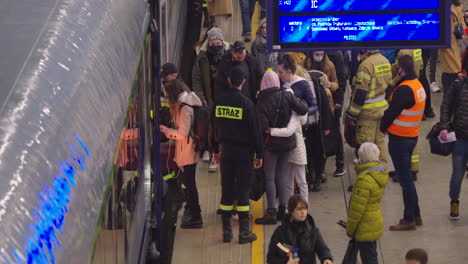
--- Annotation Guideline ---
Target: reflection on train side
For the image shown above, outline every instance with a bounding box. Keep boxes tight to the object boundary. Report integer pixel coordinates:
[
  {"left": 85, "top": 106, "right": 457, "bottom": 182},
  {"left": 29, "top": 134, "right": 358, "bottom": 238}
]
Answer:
[{"left": 13, "top": 135, "right": 90, "bottom": 264}]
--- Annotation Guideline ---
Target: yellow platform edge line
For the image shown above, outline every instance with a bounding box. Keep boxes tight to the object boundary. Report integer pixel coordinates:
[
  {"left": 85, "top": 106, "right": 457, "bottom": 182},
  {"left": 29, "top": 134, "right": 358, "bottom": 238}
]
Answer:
[
  {"left": 251, "top": 4, "right": 263, "bottom": 263},
  {"left": 251, "top": 198, "right": 264, "bottom": 264}
]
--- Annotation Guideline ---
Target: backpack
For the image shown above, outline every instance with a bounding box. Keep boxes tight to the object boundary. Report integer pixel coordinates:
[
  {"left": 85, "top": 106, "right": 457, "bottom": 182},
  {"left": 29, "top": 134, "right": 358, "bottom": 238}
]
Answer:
[{"left": 180, "top": 103, "right": 211, "bottom": 153}]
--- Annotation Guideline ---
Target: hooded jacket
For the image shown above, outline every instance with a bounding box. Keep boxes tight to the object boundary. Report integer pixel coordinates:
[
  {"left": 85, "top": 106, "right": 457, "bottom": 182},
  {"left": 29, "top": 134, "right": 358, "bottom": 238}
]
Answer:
[
  {"left": 267, "top": 214, "right": 333, "bottom": 264},
  {"left": 251, "top": 19, "right": 279, "bottom": 72},
  {"left": 164, "top": 92, "right": 203, "bottom": 167},
  {"left": 192, "top": 39, "right": 230, "bottom": 107},
  {"left": 347, "top": 162, "right": 388, "bottom": 242}
]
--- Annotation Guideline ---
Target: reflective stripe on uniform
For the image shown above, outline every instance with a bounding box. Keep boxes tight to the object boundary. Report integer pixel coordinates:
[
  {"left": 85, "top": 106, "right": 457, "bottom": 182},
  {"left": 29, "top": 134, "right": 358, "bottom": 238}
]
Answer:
[
  {"left": 411, "top": 155, "right": 420, "bottom": 163},
  {"left": 393, "top": 119, "right": 421, "bottom": 127},
  {"left": 362, "top": 100, "right": 388, "bottom": 109},
  {"left": 220, "top": 204, "right": 234, "bottom": 211},
  {"left": 161, "top": 101, "right": 170, "bottom": 108},
  {"left": 349, "top": 106, "right": 361, "bottom": 116},
  {"left": 215, "top": 105, "right": 243, "bottom": 120},
  {"left": 365, "top": 95, "right": 386, "bottom": 104},
  {"left": 181, "top": 184, "right": 187, "bottom": 189},
  {"left": 163, "top": 171, "right": 176, "bottom": 181},
  {"left": 357, "top": 72, "right": 371, "bottom": 80},
  {"left": 374, "top": 64, "right": 391, "bottom": 77},
  {"left": 401, "top": 109, "right": 425, "bottom": 116},
  {"left": 237, "top": 205, "right": 250, "bottom": 212}
]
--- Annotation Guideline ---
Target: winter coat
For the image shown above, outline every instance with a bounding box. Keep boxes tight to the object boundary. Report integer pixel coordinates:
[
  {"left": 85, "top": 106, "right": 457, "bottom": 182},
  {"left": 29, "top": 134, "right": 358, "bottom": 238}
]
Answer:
[
  {"left": 283, "top": 76, "right": 318, "bottom": 115},
  {"left": 270, "top": 110, "right": 308, "bottom": 165},
  {"left": 440, "top": 77, "right": 468, "bottom": 140},
  {"left": 439, "top": 4, "right": 466, "bottom": 74},
  {"left": 214, "top": 51, "right": 264, "bottom": 102},
  {"left": 287, "top": 52, "right": 307, "bottom": 67},
  {"left": 164, "top": 92, "right": 202, "bottom": 167},
  {"left": 207, "top": 0, "right": 233, "bottom": 16},
  {"left": 305, "top": 54, "right": 339, "bottom": 93},
  {"left": 256, "top": 87, "right": 308, "bottom": 149},
  {"left": 251, "top": 19, "right": 279, "bottom": 72},
  {"left": 192, "top": 40, "right": 230, "bottom": 107},
  {"left": 267, "top": 214, "right": 333, "bottom": 264},
  {"left": 347, "top": 162, "right": 388, "bottom": 242}
]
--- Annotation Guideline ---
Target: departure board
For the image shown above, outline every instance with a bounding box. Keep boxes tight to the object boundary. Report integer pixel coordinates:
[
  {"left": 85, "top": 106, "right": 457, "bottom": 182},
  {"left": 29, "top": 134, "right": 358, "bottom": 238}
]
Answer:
[{"left": 268, "top": 0, "right": 450, "bottom": 51}]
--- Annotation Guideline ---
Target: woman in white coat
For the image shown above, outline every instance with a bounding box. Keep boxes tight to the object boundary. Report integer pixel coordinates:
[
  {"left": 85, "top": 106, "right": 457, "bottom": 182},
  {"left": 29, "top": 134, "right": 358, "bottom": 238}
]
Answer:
[{"left": 269, "top": 100, "right": 309, "bottom": 207}]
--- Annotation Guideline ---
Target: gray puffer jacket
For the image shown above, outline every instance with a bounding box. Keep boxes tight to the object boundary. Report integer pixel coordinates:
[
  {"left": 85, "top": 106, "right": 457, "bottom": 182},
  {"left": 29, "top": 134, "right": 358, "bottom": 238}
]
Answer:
[{"left": 440, "top": 77, "right": 468, "bottom": 140}]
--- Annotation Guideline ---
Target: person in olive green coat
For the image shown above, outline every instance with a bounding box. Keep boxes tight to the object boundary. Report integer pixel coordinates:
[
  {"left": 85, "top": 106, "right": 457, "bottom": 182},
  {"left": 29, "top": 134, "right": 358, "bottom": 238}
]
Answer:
[{"left": 347, "top": 142, "right": 388, "bottom": 264}]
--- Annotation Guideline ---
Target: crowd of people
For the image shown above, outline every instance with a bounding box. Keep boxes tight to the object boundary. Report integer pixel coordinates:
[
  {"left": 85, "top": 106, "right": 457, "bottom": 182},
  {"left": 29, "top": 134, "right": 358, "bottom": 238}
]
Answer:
[{"left": 158, "top": 0, "right": 468, "bottom": 263}]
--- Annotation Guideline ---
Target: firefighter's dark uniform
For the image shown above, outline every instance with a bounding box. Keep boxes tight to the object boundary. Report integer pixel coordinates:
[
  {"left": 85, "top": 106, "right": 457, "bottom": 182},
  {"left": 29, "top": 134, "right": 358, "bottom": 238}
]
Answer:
[{"left": 212, "top": 87, "right": 263, "bottom": 243}]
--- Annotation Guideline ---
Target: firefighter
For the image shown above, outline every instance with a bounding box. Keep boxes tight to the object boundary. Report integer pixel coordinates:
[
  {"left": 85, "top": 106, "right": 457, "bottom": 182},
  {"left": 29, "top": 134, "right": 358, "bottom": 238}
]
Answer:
[
  {"left": 389, "top": 49, "right": 424, "bottom": 182},
  {"left": 381, "top": 55, "right": 426, "bottom": 231},
  {"left": 345, "top": 50, "right": 392, "bottom": 167},
  {"left": 212, "top": 67, "right": 263, "bottom": 244}
]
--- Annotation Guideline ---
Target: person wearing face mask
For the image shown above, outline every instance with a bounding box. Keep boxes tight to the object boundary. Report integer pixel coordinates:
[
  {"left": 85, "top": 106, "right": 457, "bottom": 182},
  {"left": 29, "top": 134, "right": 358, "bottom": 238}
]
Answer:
[
  {"left": 306, "top": 51, "right": 347, "bottom": 177},
  {"left": 345, "top": 50, "right": 392, "bottom": 168},
  {"left": 192, "top": 27, "right": 230, "bottom": 173},
  {"left": 251, "top": 19, "right": 279, "bottom": 72},
  {"left": 215, "top": 40, "right": 263, "bottom": 103},
  {"left": 267, "top": 195, "right": 334, "bottom": 264},
  {"left": 381, "top": 55, "right": 426, "bottom": 231}
]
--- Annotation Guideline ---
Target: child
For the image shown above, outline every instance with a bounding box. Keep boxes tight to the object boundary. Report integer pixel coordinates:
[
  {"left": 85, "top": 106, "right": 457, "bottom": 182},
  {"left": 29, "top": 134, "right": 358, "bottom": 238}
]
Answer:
[{"left": 346, "top": 142, "right": 389, "bottom": 264}]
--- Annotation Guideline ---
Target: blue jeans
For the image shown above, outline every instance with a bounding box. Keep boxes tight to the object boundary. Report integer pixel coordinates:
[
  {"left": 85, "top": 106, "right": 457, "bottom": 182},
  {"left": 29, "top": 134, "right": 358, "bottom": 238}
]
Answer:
[
  {"left": 389, "top": 139, "right": 420, "bottom": 222},
  {"left": 449, "top": 139, "right": 468, "bottom": 201},
  {"left": 240, "top": 0, "right": 256, "bottom": 34},
  {"left": 357, "top": 241, "right": 378, "bottom": 264}
]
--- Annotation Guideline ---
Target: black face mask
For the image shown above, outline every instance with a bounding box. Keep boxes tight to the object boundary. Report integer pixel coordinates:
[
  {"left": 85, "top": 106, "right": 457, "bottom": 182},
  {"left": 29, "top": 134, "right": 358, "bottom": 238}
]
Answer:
[{"left": 208, "top": 45, "right": 223, "bottom": 54}]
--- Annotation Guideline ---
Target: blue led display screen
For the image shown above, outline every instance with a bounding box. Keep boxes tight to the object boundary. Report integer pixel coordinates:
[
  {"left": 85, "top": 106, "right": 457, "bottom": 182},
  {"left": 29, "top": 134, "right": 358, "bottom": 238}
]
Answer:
[
  {"left": 269, "top": 0, "right": 449, "bottom": 51},
  {"left": 279, "top": 0, "right": 440, "bottom": 12},
  {"left": 279, "top": 14, "right": 440, "bottom": 43}
]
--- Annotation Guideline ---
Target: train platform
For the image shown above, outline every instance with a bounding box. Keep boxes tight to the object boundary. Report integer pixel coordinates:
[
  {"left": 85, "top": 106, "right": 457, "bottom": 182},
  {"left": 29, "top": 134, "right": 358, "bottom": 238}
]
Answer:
[{"left": 170, "top": 1, "right": 468, "bottom": 264}]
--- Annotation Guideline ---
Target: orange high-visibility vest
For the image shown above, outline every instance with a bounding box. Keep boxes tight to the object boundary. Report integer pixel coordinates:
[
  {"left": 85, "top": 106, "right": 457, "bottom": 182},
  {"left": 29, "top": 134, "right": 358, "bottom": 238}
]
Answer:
[{"left": 387, "top": 79, "right": 426, "bottom": 137}]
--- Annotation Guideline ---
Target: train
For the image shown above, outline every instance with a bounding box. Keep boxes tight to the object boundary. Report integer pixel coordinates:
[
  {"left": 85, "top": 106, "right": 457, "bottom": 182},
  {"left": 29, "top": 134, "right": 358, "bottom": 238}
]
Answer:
[{"left": 0, "top": 0, "right": 190, "bottom": 263}]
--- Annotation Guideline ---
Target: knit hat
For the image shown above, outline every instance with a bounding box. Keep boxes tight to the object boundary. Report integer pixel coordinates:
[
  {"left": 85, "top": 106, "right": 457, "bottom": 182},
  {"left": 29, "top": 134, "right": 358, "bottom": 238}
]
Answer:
[
  {"left": 207, "top": 27, "right": 224, "bottom": 41},
  {"left": 260, "top": 70, "right": 280, "bottom": 91}
]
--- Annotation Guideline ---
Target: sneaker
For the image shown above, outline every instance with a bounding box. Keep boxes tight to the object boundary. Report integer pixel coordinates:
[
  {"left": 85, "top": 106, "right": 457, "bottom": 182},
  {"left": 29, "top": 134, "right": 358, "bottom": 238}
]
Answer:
[
  {"left": 208, "top": 162, "right": 217, "bottom": 173},
  {"left": 353, "top": 158, "right": 359, "bottom": 165},
  {"left": 202, "top": 151, "right": 210, "bottom": 162},
  {"left": 242, "top": 32, "right": 252, "bottom": 43},
  {"left": 333, "top": 166, "right": 346, "bottom": 177},
  {"left": 450, "top": 200, "right": 460, "bottom": 220},
  {"left": 430, "top": 82, "right": 441, "bottom": 93},
  {"left": 320, "top": 173, "right": 327, "bottom": 183}
]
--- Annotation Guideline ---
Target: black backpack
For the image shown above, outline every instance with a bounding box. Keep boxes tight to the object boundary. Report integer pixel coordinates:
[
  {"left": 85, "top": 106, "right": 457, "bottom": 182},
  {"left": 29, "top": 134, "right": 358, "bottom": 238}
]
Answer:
[{"left": 180, "top": 103, "right": 211, "bottom": 153}]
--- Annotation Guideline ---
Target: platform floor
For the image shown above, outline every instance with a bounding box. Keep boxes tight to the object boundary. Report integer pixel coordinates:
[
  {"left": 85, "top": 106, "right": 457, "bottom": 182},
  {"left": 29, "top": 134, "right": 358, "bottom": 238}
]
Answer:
[{"left": 172, "top": 75, "right": 468, "bottom": 264}]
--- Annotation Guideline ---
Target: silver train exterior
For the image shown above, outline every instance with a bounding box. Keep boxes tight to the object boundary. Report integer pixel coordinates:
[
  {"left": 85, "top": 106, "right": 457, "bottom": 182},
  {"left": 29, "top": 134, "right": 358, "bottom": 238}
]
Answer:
[{"left": 0, "top": 0, "right": 151, "bottom": 263}]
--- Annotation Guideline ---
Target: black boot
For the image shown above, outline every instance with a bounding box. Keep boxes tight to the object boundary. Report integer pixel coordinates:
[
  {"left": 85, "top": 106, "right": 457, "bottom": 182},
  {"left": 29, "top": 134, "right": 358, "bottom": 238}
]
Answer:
[
  {"left": 222, "top": 213, "right": 233, "bottom": 243},
  {"left": 181, "top": 208, "right": 203, "bottom": 229},
  {"left": 277, "top": 205, "right": 286, "bottom": 222},
  {"left": 412, "top": 171, "right": 418, "bottom": 181},
  {"left": 239, "top": 214, "right": 257, "bottom": 244},
  {"left": 311, "top": 182, "right": 321, "bottom": 192},
  {"left": 389, "top": 171, "right": 399, "bottom": 182},
  {"left": 255, "top": 208, "right": 277, "bottom": 225}
]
